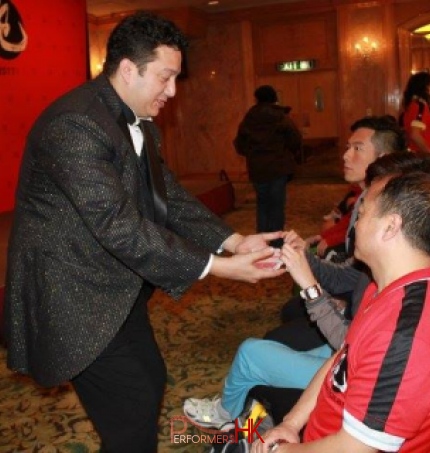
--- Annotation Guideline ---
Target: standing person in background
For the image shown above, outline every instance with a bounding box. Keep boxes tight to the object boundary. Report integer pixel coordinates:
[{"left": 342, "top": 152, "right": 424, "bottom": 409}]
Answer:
[
  {"left": 400, "top": 71, "right": 430, "bottom": 153},
  {"left": 234, "top": 85, "right": 302, "bottom": 247},
  {"left": 4, "top": 12, "right": 286, "bottom": 453}
]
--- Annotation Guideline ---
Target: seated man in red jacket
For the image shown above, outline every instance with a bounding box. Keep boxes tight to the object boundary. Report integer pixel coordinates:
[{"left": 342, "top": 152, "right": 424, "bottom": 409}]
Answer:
[{"left": 313, "top": 184, "right": 362, "bottom": 260}]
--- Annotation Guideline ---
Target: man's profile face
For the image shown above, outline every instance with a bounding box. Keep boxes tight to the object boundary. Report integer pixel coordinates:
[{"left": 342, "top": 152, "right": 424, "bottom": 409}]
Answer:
[
  {"left": 343, "top": 128, "right": 379, "bottom": 188},
  {"left": 127, "top": 45, "right": 182, "bottom": 118}
]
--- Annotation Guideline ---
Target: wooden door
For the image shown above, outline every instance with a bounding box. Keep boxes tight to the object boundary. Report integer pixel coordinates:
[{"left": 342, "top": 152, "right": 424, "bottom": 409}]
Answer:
[
  {"left": 298, "top": 70, "right": 338, "bottom": 139},
  {"left": 257, "top": 70, "right": 338, "bottom": 140}
]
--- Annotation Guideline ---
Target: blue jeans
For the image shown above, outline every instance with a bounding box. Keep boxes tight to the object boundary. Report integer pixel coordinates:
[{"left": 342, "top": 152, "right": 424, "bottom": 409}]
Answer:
[
  {"left": 221, "top": 338, "right": 332, "bottom": 419},
  {"left": 253, "top": 175, "right": 290, "bottom": 237}
]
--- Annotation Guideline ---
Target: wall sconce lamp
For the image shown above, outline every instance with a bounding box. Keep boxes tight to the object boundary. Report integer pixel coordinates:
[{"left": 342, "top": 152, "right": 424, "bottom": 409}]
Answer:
[{"left": 354, "top": 36, "right": 378, "bottom": 60}]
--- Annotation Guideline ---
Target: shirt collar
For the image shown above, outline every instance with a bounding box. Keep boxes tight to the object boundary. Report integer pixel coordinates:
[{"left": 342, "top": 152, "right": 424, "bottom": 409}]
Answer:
[{"left": 119, "top": 99, "right": 154, "bottom": 126}]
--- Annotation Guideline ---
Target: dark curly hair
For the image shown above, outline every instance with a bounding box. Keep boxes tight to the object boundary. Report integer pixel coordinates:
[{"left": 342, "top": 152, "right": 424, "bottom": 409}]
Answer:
[
  {"left": 103, "top": 11, "right": 188, "bottom": 77},
  {"left": 402, "top": 71, "right": 430, "bottom": 108}
]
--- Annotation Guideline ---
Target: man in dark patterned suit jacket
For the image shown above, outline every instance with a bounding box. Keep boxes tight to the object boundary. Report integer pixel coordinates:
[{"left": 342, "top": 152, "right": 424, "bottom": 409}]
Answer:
[{"left": 4, "top": 11, "right": 286, "bottom": 453}]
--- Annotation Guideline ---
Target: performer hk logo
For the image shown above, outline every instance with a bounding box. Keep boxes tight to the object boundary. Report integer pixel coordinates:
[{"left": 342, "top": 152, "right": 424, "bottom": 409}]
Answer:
[{"left": 170, "top": 415, "right": 265, "bottom": 445}]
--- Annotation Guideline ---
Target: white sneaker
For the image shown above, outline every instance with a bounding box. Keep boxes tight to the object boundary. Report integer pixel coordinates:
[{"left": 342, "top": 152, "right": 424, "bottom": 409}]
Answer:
[{"left": 183, "top": 396, "right": 233, "bottom": 429}]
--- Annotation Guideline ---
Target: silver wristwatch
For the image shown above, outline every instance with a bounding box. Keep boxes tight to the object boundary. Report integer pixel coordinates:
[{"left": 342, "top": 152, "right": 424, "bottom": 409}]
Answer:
[{"left": 300, "top": 284, "right": 322, "bottom": 301}]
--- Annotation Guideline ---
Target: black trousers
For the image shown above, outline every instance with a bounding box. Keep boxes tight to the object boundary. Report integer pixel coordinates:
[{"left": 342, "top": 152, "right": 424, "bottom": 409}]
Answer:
[
  {"left": 266, "top": 291, "right": 353, "bottom": 350},
  {"left": 72, "top": 287, "right": 167, "bottom": 453}
]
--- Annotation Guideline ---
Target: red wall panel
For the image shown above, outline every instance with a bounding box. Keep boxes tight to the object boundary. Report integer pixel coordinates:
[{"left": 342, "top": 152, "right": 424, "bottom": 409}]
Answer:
[{"left": 0, "top": 0, "right": 88, "bottom": 213}]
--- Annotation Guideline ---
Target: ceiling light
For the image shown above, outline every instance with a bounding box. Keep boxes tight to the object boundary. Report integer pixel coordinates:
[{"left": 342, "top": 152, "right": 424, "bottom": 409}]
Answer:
[
  {"left": 208, "top": 1, "right": 219, "bottom": 5},
  {"left": 414, "top": 24, "right": 430, "bottom": 34}
]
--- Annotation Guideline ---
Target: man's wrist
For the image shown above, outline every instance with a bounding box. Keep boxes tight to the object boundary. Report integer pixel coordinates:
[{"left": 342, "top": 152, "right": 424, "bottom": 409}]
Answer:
[
  {"left": 199, "top": 254, "right": 214, "bottom": 280},
  {"left": 222, "top": 233, "right": 243, "bottom": 254},
  {"left": 280, "top": 415, "right": 302, "bottom": 435}
]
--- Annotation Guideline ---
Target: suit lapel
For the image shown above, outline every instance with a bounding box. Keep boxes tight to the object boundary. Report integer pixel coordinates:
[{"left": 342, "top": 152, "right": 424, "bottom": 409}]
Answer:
[
  {"left": 140, "top": 121, "right": 167, "bottom": 225},
  {"left": 91, "top": 75, "right": 157, "bottom": 221}
]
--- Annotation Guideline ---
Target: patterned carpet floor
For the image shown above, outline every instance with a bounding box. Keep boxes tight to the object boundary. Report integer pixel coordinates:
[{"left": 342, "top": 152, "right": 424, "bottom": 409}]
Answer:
[{"left": 0, "top": 179, "right": 347, "bottom": 453}]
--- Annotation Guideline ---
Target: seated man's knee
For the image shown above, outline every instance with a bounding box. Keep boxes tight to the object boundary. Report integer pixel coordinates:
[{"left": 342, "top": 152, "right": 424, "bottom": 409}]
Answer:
[{"left": 237, "top": 338, "right": 267, "bottom": 362}]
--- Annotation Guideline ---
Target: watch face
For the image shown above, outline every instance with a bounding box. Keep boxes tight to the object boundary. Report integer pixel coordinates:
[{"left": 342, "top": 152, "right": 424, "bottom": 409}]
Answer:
[
  {"left": 308, "top": 287, "right": 318, "bottom": 298},
  {"left": 306, "top": 285, "right": 322, "bottom": 300},
  {"left": 300, "top": 284, "right": 322, "bottom": 301}
]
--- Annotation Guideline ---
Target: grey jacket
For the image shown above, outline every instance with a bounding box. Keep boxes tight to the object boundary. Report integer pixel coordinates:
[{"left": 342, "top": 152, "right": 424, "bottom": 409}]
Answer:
[
  {"left": 5, "top": 75, "right": 233, "bottom": 386},
  {"left": 304, "top": 252, "right": 371, "bottom": 349}
]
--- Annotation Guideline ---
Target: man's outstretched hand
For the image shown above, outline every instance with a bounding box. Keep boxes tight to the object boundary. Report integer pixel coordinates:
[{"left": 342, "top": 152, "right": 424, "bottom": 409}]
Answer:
[
  {"left": 225, "top": 232, "right": 284, "bottom": 255},
  {"left": 210, "top": 247, "right": 287, "bottom": 283}
]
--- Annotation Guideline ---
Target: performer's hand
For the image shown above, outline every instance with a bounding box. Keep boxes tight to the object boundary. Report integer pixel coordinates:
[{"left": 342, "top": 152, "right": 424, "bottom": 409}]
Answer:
[
  {"left": 234, "top": 232, "right": 284, "bottom": 254},
  {"left": 210, "top": 247, "right": 286, "bottom": 283},
  {"left": 254, "top": 248, "right": 283, "bottom": 270}
]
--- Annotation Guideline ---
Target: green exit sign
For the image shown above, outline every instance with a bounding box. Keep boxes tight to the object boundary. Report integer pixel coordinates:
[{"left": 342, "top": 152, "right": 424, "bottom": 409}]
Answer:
[{"left": 277, "top": 60, "right": 316, "bottom": 72}]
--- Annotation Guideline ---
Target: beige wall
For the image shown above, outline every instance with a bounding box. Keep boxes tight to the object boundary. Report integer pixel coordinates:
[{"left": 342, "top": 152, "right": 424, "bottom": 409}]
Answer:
[
  {"left": 161, "top": 21, "right": 249, "bottom": 178},
  {"left": 88, "top": 0, "right": 430, "bottom": 179},
  {"left": 336, "top": 2, "right": 397, "bottom": 147}
]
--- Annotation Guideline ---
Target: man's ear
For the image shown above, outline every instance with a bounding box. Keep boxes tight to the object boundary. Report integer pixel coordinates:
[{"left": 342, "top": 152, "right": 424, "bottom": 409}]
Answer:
[
  {"left": 118, "top": 58, "right": 134, "bottom": 84},
  {"left": 383, "top": 213, "right": 402, "bottom": 240}
]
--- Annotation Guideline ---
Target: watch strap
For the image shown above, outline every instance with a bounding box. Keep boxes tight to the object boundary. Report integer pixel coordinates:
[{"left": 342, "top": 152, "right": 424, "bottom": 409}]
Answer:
[{"left": 300, "top": 284, "right": 322, "bottom": 301}]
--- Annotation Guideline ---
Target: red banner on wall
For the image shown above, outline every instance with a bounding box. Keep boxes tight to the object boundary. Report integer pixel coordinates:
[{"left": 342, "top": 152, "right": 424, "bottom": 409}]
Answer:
[{"left": 0, "top": 0, "right": 88, "bottom": 212}]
